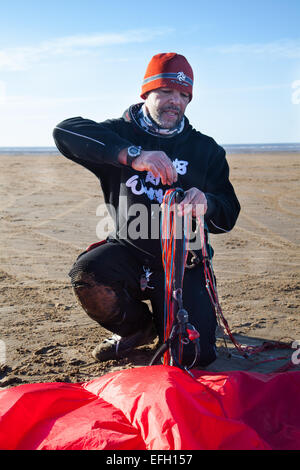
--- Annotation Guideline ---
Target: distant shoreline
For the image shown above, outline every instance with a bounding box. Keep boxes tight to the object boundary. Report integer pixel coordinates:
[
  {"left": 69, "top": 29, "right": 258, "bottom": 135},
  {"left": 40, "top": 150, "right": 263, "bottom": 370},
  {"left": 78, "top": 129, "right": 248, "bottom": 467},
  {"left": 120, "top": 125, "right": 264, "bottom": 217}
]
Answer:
[{"left": 0, "top": 143, "right": 300, "bottom": 155}]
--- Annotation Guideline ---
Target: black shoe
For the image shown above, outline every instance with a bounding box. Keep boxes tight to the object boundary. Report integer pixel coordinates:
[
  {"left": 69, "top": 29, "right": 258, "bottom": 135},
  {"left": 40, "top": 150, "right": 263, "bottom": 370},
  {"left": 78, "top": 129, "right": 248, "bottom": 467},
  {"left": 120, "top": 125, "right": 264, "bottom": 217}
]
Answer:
[{"left": 92, "top": 324, "right": 156, "bottom": 362}]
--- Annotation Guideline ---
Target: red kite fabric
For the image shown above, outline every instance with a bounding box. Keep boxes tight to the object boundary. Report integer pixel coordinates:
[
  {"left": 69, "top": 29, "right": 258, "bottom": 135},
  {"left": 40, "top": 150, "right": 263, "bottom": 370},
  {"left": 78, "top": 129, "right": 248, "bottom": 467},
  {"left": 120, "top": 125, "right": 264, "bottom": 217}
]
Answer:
[{"left": 0, "top": 366, "right": 299, "bottom": 450}]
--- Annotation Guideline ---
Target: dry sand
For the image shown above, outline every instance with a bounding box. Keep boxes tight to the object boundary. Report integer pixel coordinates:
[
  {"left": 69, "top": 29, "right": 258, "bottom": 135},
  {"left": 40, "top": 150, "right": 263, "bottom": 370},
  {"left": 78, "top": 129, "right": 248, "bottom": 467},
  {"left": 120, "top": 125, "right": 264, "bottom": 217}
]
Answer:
[{"left": 0, "top": 151, "right": 299, "bottom": 387}]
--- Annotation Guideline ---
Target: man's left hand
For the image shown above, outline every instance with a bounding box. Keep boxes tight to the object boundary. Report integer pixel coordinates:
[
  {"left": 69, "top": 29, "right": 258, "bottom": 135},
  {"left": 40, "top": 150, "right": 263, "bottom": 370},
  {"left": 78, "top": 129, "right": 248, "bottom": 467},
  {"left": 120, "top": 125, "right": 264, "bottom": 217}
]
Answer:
[{"left": 177, "top": 188, "right": 207, "bottom": 217}]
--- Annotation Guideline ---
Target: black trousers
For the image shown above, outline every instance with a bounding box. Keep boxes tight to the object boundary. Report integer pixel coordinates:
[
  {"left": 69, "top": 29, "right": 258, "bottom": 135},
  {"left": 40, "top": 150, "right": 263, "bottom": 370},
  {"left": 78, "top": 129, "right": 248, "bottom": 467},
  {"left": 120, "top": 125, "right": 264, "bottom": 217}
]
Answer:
[{"left": 69, "top": 240, "right": 217, "bottom": 367}]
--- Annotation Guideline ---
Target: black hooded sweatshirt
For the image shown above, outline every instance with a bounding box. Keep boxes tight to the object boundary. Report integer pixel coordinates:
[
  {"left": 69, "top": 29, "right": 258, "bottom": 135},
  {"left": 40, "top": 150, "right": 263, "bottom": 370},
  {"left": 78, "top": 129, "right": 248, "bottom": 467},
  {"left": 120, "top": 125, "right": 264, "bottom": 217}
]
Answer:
[{"left": 53, "top": 103, "right": 240, "bottom": 265}]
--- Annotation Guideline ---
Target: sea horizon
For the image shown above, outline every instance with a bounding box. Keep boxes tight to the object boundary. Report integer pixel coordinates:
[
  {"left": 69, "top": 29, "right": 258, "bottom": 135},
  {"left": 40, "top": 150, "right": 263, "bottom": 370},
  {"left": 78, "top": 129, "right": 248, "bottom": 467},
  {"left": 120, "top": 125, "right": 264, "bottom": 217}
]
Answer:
[{"left": 0, "top": 142, "right": 300, "bottom": 155}]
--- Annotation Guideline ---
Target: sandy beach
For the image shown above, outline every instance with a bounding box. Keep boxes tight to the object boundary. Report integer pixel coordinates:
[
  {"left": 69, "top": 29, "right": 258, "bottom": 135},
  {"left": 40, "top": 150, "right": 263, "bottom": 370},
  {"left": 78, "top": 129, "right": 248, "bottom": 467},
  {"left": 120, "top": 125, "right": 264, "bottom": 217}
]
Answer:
[{"left": 0, "top": 151, "right": 299, "bottom": 387}]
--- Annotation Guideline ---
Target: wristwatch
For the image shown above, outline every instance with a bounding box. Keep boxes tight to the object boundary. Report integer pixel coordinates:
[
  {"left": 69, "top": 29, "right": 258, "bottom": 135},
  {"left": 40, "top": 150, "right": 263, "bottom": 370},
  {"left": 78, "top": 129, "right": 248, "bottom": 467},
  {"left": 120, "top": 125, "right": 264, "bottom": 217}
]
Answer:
[{"left": 127, "top": 145, "right": 142, "bottom": 166}]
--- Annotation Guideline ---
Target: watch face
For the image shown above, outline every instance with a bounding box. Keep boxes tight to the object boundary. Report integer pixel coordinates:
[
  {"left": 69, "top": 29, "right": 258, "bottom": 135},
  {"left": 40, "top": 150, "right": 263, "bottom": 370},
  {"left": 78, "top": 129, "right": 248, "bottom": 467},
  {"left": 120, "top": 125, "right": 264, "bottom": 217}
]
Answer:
[{"left": 128, "top": 146, "right": 141, "bottom": 157}]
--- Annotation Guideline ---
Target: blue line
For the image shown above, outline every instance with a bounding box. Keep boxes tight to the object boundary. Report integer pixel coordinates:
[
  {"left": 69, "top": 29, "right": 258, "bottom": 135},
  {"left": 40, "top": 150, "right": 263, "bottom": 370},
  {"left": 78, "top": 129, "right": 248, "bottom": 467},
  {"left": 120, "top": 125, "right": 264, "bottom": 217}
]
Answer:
[{"left": 143, "top": 73, "right": 193, "bottom": 86}]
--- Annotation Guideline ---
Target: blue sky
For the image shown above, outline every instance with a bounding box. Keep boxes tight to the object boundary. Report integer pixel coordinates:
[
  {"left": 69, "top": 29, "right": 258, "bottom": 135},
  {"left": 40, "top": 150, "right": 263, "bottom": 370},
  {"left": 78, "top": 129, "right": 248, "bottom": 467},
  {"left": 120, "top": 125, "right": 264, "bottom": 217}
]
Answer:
[{"left": 0, "top": 0, "right": 299, "bottom": 146}]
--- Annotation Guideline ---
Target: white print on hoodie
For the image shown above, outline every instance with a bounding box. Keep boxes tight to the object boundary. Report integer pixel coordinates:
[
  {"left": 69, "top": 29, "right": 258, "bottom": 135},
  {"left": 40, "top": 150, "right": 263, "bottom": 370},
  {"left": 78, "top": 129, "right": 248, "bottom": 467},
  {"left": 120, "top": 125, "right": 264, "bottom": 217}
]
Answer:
[{"left": 125, "top": 159, "right": 189, "bottom": 203}]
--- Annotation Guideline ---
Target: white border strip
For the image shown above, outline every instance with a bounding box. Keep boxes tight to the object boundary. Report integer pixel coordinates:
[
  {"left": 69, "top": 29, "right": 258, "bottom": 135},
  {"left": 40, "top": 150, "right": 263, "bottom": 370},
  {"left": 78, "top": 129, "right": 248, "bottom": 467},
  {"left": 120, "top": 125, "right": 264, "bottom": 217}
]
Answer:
[
  {"left": 55, "top": 126, "right": 106, "bottom": 147},
  {"left": 209, "top": 219, "right": 229, "bottom": 233}
]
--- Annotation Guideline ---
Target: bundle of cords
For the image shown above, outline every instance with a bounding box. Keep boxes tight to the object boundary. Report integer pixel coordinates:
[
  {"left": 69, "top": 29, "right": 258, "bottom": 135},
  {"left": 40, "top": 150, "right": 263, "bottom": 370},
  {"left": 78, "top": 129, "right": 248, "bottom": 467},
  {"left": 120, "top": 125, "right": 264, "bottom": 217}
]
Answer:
[{"left": 160, "top": 188, "right": 200, "bottom": 367}]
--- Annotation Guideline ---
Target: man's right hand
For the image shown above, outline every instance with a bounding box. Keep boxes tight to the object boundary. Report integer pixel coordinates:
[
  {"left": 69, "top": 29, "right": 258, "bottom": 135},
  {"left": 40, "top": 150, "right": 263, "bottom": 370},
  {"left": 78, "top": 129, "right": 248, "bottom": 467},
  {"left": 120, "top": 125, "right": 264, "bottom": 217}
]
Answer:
[{"left": 118, "top": 148, "right": 178, "bottom": 186}]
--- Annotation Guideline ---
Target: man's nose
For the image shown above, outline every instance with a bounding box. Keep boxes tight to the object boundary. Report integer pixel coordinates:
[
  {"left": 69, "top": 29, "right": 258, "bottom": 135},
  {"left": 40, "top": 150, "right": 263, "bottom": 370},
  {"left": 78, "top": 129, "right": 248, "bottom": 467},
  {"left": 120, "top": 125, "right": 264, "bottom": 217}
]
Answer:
[{"left": 169, "top": 91, "right": 181, "bottom": 105}]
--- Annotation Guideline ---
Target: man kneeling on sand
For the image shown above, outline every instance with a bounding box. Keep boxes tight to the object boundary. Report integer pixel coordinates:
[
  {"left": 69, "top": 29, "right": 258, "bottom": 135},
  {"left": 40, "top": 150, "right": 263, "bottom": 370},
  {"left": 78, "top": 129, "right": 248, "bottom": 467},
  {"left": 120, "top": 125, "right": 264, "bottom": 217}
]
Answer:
[{"left": 53, "top": 52, "right": 240, "bottom": 366}]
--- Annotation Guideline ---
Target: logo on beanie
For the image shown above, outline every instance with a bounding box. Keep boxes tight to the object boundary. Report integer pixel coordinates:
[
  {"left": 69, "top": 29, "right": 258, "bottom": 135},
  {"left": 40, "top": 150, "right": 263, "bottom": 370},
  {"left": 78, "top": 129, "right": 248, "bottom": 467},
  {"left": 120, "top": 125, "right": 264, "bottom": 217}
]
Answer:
[{"left": 177, "top": 71, "right": 186, "bottom": 82}]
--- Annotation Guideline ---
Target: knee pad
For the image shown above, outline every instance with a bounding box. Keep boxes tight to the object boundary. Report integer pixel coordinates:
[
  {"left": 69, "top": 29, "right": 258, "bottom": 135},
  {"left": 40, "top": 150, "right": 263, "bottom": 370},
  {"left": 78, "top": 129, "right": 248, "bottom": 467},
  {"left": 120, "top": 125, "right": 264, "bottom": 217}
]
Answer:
[
  {"left": 71, "top": 270, "right": 121, "bottom": 324},
  {"left": 71, "top": 268, "right": 153, "bottom": 337}
]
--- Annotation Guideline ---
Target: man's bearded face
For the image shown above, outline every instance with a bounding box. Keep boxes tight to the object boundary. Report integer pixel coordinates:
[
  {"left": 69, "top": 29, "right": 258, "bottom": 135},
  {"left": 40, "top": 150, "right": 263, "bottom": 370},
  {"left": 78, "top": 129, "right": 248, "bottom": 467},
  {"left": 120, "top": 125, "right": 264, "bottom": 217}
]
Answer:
[{"left": 145, "top": 88, "right": 190, "bottom": 129}]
